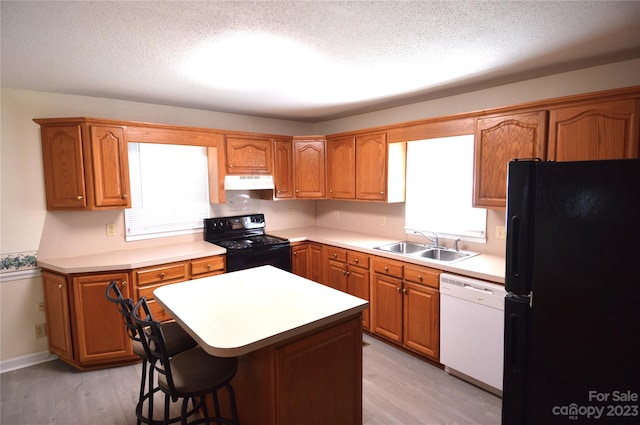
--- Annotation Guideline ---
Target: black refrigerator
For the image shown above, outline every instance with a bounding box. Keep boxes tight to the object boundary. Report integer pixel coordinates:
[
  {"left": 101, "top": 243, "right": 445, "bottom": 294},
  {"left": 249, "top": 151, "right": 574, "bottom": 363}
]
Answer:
[{"left": 502, "top": 158, "right": 640, "bottom": 424}]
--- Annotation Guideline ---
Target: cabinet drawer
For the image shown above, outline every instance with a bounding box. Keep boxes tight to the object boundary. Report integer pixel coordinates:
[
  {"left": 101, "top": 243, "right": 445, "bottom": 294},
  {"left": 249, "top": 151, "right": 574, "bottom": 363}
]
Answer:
[
  {"left": 404, "top": 264, "right": 440, "bottom": 289},
  {"left": 326, "top": 246, "right": 347, "bottom": 262},
  {"left": 372, "top": 257, "right": 403, "bottom": 278},
  {"left": 137, "top": 283, "right": 172, "bottom": 322},
  {"left": 347, "top": 251, "right": 370, "bottom": 269},
  {"left": 190, "top": 255, "right": 225, "bottom": 278},
  {"left": 134, "top": 262, "right": 188, "bottom": 286}
]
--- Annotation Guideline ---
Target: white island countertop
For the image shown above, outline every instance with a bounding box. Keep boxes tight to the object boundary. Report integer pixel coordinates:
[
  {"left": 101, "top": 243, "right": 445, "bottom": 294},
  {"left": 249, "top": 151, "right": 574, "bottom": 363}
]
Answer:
[{"left": 153, "top": 265, "right": 369, "bottom": 357}]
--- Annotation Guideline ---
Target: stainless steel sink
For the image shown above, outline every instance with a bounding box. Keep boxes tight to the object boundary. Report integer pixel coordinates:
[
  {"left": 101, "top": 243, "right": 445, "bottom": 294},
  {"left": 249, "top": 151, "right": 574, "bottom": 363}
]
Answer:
[
  {"left": 373, "top": 242, "right": 428, "bottom": 254},
  {"left": 374, "top": 242, "right": 479, "bottom": 263},
  {"left": 415, "top": 248, "right": 479, "bottom": 262}
]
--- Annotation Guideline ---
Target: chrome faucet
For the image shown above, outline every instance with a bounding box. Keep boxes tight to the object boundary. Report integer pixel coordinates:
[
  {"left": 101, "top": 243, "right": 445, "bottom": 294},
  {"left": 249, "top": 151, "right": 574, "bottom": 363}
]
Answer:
[{"left": 413, "top": 230, "right": 440, "bottom": 248}]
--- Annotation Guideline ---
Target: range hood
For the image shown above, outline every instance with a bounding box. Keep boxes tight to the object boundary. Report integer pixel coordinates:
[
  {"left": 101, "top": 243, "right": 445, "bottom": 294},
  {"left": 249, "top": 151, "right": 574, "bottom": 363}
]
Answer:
[{"left": 224, "top": 175, "right": 275, "bottom": 190}]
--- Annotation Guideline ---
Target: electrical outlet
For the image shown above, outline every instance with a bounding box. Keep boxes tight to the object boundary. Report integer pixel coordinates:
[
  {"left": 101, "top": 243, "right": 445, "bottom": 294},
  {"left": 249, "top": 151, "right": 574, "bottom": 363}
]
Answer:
[
  {"left": 289, "top": 208, "right": 295, "bottom": 216},
  {"left": 334, "top": 211, "right": 339, "bottom": 220},
  {"left": 106, "top": 223, "right": 116, "bottom": 236},
  {"left": 35, "top": 323, "right": 47, "bottom": 339},
  {"left": 379, "top": 216, "right": 386, "bottom": 226},
  {"left": 496, "top": 226, "right": 507, "bottom": 240},
  {"left": 38, "top": 302, "right": 45, "bottom": 312}
]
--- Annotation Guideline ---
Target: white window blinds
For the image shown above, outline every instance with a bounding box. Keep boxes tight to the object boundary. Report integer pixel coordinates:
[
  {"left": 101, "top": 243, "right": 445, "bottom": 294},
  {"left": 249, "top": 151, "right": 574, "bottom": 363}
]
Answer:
[
  {"left": 125, "top": 143, "right": 210, "bottom": 241},
  {"left": 405, "top": 135, "right": 487, "bottom": 241}
]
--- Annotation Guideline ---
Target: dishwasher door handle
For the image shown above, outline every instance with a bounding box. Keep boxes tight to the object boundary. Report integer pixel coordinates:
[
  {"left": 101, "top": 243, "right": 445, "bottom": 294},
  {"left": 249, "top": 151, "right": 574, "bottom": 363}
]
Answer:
[{"left": 463, "top": 284, "right": 493, "bottom": 295}]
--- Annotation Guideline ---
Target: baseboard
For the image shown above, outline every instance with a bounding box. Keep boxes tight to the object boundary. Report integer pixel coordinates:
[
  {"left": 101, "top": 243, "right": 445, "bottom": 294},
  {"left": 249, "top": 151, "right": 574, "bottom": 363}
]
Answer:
[{"left": 0, "top": 351, "right": 58, "bottom": 374}]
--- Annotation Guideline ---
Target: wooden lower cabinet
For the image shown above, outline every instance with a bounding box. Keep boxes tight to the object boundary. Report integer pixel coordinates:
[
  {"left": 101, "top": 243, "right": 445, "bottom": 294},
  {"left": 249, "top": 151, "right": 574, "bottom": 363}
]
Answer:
[
  {"left": 371, "top": 257, "right": 441, "bottom": 361},
  {"left": 291, "top": 242, "right": 323, "bottom": 283},
  {"left": 41, "top": 254, "right": 226, "bottom": 370},
  {"left": 42, "top": 270, "right": 136, "bottom": 369}
]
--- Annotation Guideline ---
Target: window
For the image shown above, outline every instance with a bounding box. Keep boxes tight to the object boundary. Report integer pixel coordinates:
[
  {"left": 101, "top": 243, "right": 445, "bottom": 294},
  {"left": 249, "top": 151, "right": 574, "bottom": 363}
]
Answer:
[
  {"left": 405, "top": 135, "right": 486, "bottom": 242},
  {"left": 125, "top": 143, "right": 210, "bottom": 241}
]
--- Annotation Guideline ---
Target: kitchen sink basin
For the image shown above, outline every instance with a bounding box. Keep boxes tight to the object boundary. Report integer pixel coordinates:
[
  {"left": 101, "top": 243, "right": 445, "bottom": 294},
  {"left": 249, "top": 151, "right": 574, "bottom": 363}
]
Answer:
[
  {"left": 373, "top": 242, "right": 428, "bottom": 254},
  {"left": 374, "top": 242, "right": 479, "bottom": 263},
  {"left": 415, "top": 248, "right": 479, "bottom": 262}
]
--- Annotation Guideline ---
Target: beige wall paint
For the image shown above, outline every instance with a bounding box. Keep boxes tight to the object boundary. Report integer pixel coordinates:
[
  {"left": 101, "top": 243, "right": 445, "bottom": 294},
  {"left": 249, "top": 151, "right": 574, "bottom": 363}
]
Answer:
[{"left": 2, "top": 58, "right": 639, "bottom": 365}]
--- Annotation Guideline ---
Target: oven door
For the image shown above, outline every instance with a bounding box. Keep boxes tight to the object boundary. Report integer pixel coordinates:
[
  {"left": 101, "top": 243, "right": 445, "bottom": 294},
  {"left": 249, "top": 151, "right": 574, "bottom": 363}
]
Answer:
[{"left": 226, "top": 244, "right": 291, "bottom": 273}]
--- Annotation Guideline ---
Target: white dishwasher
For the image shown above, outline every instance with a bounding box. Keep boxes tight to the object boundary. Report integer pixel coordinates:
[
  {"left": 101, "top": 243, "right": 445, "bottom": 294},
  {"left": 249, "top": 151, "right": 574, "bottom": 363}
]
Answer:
[{"left": 440, "top": 273, "right": 506, "bottom": 395}]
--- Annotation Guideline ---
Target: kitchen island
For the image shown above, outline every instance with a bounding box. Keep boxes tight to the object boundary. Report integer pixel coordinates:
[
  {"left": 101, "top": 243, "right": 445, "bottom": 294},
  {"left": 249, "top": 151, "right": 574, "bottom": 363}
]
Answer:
[{"left": 153, "top": 265, "right": 369, "bottom": 425}]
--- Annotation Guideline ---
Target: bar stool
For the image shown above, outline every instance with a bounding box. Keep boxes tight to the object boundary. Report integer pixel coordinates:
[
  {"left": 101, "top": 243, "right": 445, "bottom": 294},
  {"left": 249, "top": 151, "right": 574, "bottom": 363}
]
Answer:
[
  {"left": 106, "top": 281, "right": 197, "bottom": 425},
  {"left": 131, "top": 297, "right": 239, "bottom": 425}
]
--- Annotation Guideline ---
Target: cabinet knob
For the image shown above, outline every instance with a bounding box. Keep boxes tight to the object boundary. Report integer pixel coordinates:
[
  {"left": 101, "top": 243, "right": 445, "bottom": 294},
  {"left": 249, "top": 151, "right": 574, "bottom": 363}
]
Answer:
[
  {"left": 384, "top": 266, "right": 389, "bottom": 272},
  {"left": 295, "top": 189, "right": 299, "bottom": 193},
  {"left": 58, "top": 284, "right": 64, "bottom": 289},
  {"left": 333, "top": 253, "right": 337, "bottom": 258},
  {"left": 207, "top": 264, "right": 212, "bottom": 269},
  {"left": 418, "top": 275, "right": 423, "bottom": 281},
  {"left": 330, "top": 189, "right": 333, "bottom": 193},
  {"left": 160, "top": 272, "right": 166, "bottom": 279},
  {"left": 342, "top": 270, "right": 346, "bottom": 275},
  {"left": 77, "top": 195, "right": 83, "bottom": 200},
  {"left": 277, "top": 190, "right": 281, "bottom": 194},
  {"left": 121, "top": 281, "right": 127, "bottom": 287},
  {"left": 396, "top": 286, "right": 401, "bottom": 293},
  {"left": 345, "top": 271, "right": 350, "bottom": 276},
  {"left": 380, "top": 192, "right": 384, "bottom": 196},
  {"left": 402, "top": 288, "right": 407, "bottom": 294},
  {"left": 354, "top": 258, "right": 359, "bottom": 263},
  {"left": 229, "top": 164, "right": 233, "bottom": 168},
  {"left": 293, "top": 251, "right": 297, "bottom": 256},
  {"left": 122, "top": 194, "right": 128, "bottom": 199}
]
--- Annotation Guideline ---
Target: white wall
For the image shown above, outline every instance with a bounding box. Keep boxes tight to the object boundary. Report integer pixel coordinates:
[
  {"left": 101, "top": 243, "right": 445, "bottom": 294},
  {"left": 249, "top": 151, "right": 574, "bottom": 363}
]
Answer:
[{"left": 2, "top": 58, "right": 639, "bottom": 368}]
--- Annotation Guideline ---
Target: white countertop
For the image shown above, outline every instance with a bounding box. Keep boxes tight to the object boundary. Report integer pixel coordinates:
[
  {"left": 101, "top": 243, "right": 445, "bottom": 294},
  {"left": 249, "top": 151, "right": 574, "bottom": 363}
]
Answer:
[
  {"left": 36, "top": 240, "right": 226, "bottom": 274},
  {"left": 153, "top": 265, "right": 369, "bottom": 357},
  {"left": 270, "top": 227, "right": 505, "bottom": 284}
]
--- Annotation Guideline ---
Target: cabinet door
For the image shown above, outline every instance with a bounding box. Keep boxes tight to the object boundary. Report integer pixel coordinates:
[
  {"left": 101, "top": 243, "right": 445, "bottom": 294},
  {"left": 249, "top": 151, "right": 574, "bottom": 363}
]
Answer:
[
  {"left": 326, "top": 259, "right": 348, "bottom": 292},
  {"left": 225, "top": 136, "right": 273, "bottom": 174},
  {"left": 274, "top": 140, "right": 293, "bottom": 199},
  {"left": 40, "top": 125, "right": 88, "bottom": 209},
  {"left": 89, "top": 125, "right": 131, "bottom": 208},
  {"left": 291, "top": 243, "right": 310, "bottom": 279},
  {"left": 293, "top": 140, "right": 326, "bottom": 198},
  {"left": 309, "top": 243, "right": 324, "bottom": 283},
  {"left": 347, "top": 265, "right": 370, "bottom": 330},
  {"left": 72, "top": 273, "right": 133, "bottom": 364},
  {"left": 327, "top": 136, "right": 356, "bottom": 199},
  {"left": 548, "top": 99, "right": 639, "bottom": 161},
  {"left": 473, "top": 111, "right": 547, "bottom": 208},
  {"left": 355, "top": 133, "right": 387, "bottom": 200},
  {"left": 42, "top": 271, "right": 73, "bottom": 360},
  {"left": 403, "top": 282, "right": 439, "bottom": 360},
  {"left": 370, "top": 273, "right": 403, "bottom": 343}
]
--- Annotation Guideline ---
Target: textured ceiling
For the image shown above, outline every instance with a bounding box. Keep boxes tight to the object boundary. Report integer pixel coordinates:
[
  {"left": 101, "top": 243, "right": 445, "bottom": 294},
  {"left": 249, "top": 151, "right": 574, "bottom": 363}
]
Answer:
[{"left": 2, "top": 1, "right": 640, "bottom": 122}]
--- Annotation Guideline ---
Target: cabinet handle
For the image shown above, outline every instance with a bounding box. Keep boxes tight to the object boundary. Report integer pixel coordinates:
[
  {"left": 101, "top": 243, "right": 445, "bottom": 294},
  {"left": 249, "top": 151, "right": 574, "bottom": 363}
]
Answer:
[
  {"left": 330, "top": 189, "right": 333, "bottom": 193},
  {"left": 402, "top": 288, "right": 407, "bottom": 294},
  {"left": 160, "top": 272, "right": 166, "bottom": 279},
  {"left": 342, "top": 270, "right": 346, "bottom": 275},
  {"left": 207, "top": 264, "right": 212, "bottom": 269},
  {"left": 354, "top": 258, "right": 359, "bottom": 263},
  {"left": 346, "top": 271, "right": 350, "bottom": 276},
  {"left": 384, "top": 266, "right": 389, "bottom": 272},
  {"left": 58, "top": 284, "right": 64, "bottom": 289},
  {"left": 380, "top": 192, "right": 384, "bottom": 196},
  {"left": 396, "top": 287, "right": 401, "bottom": 293},
  {"left": 77, "top": 195, "right": 83, "bottom": 200},
  {"left": 122, "top": 194, "right": 128, "bottom": 199},
  {"left": 295, "top": 189, "right": 299, "bottom": 193},
  {"left": 418, "top": 275, "right": 423, "bottom": 281},
  {"left": 333, "top": 253, "right": 337, "bottom": 258},
  {"left": 277, "top": 190, "right": 281, "bottom": 194},
  {"left": 121, "top": 281, "right": 127, "bottom": 287},
  {"left": 293, "top": 251, "right": 297, "bottom": 256},
  {"left": 229, "top": 164, "right": 233, "bottom": 168}
]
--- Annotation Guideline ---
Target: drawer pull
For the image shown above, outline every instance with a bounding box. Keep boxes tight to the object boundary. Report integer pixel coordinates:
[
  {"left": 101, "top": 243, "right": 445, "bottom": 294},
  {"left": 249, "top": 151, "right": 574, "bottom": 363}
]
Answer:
[
  {"left": 207, "top": 264, "right": 212, "bottom": 269},
  {"left": 160, "top": 272, "right": 166, "bottom": 279},
  {"left": 77, "top": 195, "right": 83, "bottom": 200},
  {"left": 418, "top": 275, "right": 423, "bottom": 281},
  {"left": 333, "top": 253, "right": 337, "bottom": 258},
  {"left": 58, "top": 284, "right": 64, "bottom": 289},
  {"left": 121, "top": 281, "right": 127, "bottom": 287},
  {"left": 354, "top": 258, "right": 359, "bottom": 263},
  {"left": 396, "top": 286, "right": 401, "bottom": 293},
  {"left": 384, "top": 266, "right": 389, "bottom": 272}
]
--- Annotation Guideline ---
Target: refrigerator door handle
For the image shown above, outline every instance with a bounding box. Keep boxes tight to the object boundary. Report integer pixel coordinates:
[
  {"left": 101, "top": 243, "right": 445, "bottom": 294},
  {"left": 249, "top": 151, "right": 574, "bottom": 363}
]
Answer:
[
  {"left": 503, "top": 295, "right": 530, "bottom": 424},
  {"left": 507, "top": 215, "right": 521, "bottom": 277}
]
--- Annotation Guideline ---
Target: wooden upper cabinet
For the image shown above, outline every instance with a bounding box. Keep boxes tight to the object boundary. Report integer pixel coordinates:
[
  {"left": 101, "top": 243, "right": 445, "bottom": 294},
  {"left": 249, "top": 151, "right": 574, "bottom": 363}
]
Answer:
[
  {"left": 37, "top": 120, "right": 131, "bottom": 210},
  {"left": 327, "top": 136, "right": 356, "bottom": 199},
  {"left": 293, "top": 137, "right": 326, "bottom": 199},
  {"left": 355, "top": 133, "right": 387, "bottom": 201},
  {"left": 274, "top": 139, "right": 294, "bottom": 199},
  {"left": 548, "top": 99, "right": 639, "bottom": 161},
  {"left": 473, "top": 111, "right": 548, "bottom": 208},
  {"left": 89, "top": 125, "right": 130, "bottom": 208},
  {"left": 225, "top": 136, "right": 273, "bottom": 174}
]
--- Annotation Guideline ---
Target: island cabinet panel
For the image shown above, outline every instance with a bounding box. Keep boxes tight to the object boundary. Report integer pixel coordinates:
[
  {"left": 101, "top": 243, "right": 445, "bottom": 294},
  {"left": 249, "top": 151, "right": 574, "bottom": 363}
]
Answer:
[
  {"left": 292, "top": 137, "right": 326, "bottom": 198},
  {"left": 547, "top": 99, "right": 639, "bottom": 161},
  {"left": 225, "top": 135, "right": 273, "bottom": 174},
  {"left": 273, "top": 139, "right": 294, "bottom": 199},
  {"left": 327, "top": 136, "right": 357, "bottom": 199},
  {"left": 37, "top": 120, "right": 131, "bottom": 211},
  {"left": 275, "top": 317, "right": 362, "bottom": 425},
  {"left": 42, "top": 271, "right": 74, "bottom": 361},
  {"left": 473, "top": 111, "right": 547, "bottom": 208},
  {"left": 133, "top": 261, "right": 189, "bottom": 322}
]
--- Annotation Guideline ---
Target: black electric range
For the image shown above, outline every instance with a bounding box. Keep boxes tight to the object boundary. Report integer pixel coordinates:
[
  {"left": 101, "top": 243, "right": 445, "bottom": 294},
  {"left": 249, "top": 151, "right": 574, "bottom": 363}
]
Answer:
[{"left": 204, "top": 214, "right": 291, "bottom": 272}]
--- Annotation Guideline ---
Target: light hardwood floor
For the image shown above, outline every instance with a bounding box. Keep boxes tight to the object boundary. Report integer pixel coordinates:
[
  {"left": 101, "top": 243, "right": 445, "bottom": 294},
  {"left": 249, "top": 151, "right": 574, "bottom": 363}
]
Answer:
[{"left": 1, "top": 334, "right": 501, "bottom": 425}]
